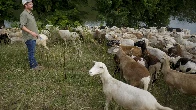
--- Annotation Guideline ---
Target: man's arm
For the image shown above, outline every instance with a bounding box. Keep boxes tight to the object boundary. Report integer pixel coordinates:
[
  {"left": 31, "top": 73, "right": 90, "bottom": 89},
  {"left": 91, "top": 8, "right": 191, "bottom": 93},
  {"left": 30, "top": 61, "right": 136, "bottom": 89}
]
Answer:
[{"left": 21, "top": 25, "right": 38, "bottom": 38}]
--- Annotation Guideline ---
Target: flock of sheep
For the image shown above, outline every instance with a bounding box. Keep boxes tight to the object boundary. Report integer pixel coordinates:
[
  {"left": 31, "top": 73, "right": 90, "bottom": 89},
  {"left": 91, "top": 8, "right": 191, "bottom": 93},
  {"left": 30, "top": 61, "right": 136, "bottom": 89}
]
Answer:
[
  {"left": 87, "top": 26, "right": 196, "bottom": 110},
  {"left": 1, "top": 24, "right": 196, "bottom": 109}
]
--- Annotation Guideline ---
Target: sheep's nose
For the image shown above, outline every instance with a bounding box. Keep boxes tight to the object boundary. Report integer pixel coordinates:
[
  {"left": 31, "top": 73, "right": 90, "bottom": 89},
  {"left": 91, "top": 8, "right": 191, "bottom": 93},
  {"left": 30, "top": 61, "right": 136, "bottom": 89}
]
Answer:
[{"left": 89, "top": 71, "right": 92, "bottom": 74}]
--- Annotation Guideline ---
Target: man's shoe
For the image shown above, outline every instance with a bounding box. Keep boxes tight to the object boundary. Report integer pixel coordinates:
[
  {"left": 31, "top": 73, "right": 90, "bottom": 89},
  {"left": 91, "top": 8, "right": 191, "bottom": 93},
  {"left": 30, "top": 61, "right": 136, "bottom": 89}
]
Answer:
[{"left": 31, "top": 66, "right": 44, "bottom": 71}]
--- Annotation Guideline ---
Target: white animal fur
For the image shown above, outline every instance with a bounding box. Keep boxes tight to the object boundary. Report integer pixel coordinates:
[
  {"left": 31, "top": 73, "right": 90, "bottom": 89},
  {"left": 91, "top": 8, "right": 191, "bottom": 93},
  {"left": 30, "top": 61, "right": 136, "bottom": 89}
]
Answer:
[
  {"left": 36, "top": 34, "right": 49, "bottom": 50},
  {"left": 89, "top": 61, "right": 173, "bottom": 110}
]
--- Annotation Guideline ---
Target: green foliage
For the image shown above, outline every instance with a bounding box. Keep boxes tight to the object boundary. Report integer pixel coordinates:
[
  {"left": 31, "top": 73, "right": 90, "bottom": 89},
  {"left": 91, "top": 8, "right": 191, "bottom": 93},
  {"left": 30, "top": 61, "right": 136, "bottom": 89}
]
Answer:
[
  {"left": 10, "top": 21, "right": 20, "bottom": 28},
  {"left": 1, "top": 0, "right": 196, "bottom": 29},
  {"left": 94, "top": 0, "right": 196, "bottom": 28},
  {"left": 45, "top": 9, "right": 82, "bottom": 29},
  {"left": 0, "top": 0, "right": 20, "bottom": 22}
]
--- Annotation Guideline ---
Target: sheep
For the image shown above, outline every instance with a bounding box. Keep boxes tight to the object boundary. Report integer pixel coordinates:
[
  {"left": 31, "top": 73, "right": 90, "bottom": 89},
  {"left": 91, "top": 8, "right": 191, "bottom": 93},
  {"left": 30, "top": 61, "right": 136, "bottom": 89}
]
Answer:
[
  {"left": 131, "top": 55, "right": 146, "bottom": 67},
  {"left": 134, "top": 40, "right": 160, "bottom": 67},
  {"left": 119, "top": 38, "right": 135, "bottom": 46},
  {"left": 117, "top": 45, "right": 142, "bottom": 57},
  {"left": 93, "top": 29, "right": 106, "bottom": 43},
  {"left": 170, "top": 56, "right": 196, "bottom": 74},
  {"left": 36, "top": 34, "right": 49, "bottom": 50},
  {"left": 187, "top": 35, "right": 196, "bottom": 43},
  {"left": 89, "top": 61, "right": 173, "bottom": 110},
  {"left": 116, "top": 47, "right": 150, "bottom": 90},
  {"left": 6, "top": 30, "right": 23, "bottom": 38},
  {"left": 134, "top": 40, "right": 161, "bottom": 85},
  {"left": 167, "top": 43, "right": 182, "bottom": 57},
  {"left": 147, "top": 46, "right": 168, "bottom": 60},
  {"left": 106, "top": 40, "right": 120, "bottom": 47},
  {"left": 58, "top": 30, "right": 80, "bottom": 41},
  {"left": 9, "top": 36, "right": 24, "bottom": 44},
  {"left": 167, "top": 28, "right": 182, "bottom": 32},
  {"left": 110, "top": 45, "right": 145, "bottom": 75},
  {"left": 0, "top": 33, "right": 10, "bottom": 44},
  {"left": 40, "top": 29, "right": 51, "bottom": 37},
  {"left": 136, "top": 38, "right": 168, "bottom": 60},
  {"left": 160, "top": 57, "right": 196, "bottom": 95}
]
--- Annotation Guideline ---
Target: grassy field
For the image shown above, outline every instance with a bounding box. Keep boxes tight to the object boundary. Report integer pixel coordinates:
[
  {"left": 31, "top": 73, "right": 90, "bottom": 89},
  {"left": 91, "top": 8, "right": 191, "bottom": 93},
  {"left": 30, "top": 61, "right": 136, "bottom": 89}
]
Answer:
[{"left": 0, "top": 33, "right": 195, "bottom": 110}]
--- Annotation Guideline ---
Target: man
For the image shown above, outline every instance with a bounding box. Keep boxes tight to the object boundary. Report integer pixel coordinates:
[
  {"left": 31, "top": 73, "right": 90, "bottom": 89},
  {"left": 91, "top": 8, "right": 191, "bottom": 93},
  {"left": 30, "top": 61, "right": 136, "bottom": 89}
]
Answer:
[{"left": 20, "top": 0, "right": 44, "bottom": 70}]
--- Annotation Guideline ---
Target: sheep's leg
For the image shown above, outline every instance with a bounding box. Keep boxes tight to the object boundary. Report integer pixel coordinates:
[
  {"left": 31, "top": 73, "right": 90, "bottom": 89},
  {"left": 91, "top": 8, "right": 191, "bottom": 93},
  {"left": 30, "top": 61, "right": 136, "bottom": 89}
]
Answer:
[
  {"left": 105, "top": 96, "right": 112, "bottom": 110},
  {"left": 148, "top": 65, "right": 155, "bottom": 91},
  {"left": 141, "top": 76, "right": 150, "bottom": 91}
]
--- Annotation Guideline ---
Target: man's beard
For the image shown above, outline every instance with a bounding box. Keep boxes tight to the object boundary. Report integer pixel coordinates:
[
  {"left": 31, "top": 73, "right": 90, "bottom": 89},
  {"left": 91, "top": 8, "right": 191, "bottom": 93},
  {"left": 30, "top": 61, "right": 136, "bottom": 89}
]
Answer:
[{"left": 28, "top": 7, "right": 33, "bottom": 11}]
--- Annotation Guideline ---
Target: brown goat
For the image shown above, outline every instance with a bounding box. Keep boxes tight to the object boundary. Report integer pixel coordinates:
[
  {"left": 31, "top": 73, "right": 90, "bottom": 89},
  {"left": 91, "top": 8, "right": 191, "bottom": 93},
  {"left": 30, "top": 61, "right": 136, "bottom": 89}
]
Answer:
[
  {"left": 134, "top": 40, "right": 161, "bottom": 85},
  {"left": 161, "top": 57, "right": 196, "bottom": 95},
  {"left": 116, "top": 47, "right": 150, "bottom": 90},
  {"left": 120, "top": 45, "right": 142, "bottom": 57},
  {"left": 113, "top": 45, "right": 144, "bottom": 74},
  {"left": 167, "top": 43, "right": 182, "bottom": 57}
]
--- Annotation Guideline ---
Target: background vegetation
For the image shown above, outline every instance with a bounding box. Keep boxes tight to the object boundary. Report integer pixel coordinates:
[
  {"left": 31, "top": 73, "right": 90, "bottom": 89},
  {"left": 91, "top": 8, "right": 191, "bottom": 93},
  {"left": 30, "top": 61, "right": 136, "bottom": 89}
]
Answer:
[{"left": 1, "top": 0, "right": 196, "bottom": 28}]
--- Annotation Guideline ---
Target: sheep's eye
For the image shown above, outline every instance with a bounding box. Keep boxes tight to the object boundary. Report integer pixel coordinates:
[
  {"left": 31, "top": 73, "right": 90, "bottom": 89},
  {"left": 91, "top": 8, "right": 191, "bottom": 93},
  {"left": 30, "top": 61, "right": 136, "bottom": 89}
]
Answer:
[{"left": 100, "top": 66, "right": 103, "bottom": 68}]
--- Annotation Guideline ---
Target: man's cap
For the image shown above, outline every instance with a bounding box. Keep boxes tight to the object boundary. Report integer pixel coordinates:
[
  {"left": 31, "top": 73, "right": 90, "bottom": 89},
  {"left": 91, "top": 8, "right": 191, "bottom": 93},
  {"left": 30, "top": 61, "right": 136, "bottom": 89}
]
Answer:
[{"left": 22, "top": 0, "right": 32, "bottom": 5}]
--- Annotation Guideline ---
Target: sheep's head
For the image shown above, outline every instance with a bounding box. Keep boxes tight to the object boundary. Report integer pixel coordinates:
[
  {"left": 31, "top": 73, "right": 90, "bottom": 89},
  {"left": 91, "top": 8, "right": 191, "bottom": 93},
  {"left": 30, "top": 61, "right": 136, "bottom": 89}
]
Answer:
[{"left": 89, "top": 61, "right": 105, "bottom": 76}]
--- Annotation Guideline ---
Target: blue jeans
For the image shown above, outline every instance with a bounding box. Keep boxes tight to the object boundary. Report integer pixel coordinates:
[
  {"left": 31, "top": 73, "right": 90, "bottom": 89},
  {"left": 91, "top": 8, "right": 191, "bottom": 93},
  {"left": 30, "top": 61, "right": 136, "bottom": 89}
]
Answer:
[{"left": 25, "top": 40, "right": 38, "bottom": 69}]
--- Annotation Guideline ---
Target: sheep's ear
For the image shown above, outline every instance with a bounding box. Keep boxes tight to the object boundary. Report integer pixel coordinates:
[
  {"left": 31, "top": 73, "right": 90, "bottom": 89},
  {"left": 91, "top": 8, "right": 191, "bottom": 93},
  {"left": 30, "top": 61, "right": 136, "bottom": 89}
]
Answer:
[{"left": 93, "top": 61, "right": 97, "bottom": 63}]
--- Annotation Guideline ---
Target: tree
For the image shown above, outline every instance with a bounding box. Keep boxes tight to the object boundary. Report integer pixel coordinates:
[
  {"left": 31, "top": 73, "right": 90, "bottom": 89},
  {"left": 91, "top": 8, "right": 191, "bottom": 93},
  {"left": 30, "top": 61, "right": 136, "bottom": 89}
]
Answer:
[
  {"left": 94, "top": 0, "right": 196, "bottom": 28},
  {"left": 0, "top": 0, "right": 20, "bottom": 26},
  {"left": 33, "top": 0, "right": 88, "bottom": 28}
]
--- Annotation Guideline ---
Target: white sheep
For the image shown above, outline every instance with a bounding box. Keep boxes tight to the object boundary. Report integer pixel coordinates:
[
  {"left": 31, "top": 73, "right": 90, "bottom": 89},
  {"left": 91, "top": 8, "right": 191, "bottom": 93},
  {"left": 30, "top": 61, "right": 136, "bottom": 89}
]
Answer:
[
  {"left": 36, "top": 34, "right": 49, "bottom": 50},
  {"left": 147, "top": 46, "right": 168, "bottom": 60},
  {"left": 170, "top": 56, "right": 196, "bottom": 74},
  {"left": 58, "top": 30, "right": 79, "bottom": 41},
  {"left": 120, "top": 38, "right": 134, "bottom": 46},
  {"left": 89, "top": 61, "right": 173, "bottom": 110}
]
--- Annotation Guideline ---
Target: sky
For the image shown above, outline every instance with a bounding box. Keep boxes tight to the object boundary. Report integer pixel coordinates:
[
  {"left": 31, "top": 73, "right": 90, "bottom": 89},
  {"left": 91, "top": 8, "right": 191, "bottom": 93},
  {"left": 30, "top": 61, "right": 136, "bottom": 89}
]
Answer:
[{"left": 169, "top": 18, "right": 196, "bottom": 34}]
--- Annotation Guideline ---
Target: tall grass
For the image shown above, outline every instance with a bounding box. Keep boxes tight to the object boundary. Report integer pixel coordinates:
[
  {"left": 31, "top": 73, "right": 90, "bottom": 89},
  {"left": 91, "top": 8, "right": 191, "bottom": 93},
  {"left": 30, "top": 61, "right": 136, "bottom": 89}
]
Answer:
[{"left": 0, "top": 33, "right": 195, "bottom": 110}]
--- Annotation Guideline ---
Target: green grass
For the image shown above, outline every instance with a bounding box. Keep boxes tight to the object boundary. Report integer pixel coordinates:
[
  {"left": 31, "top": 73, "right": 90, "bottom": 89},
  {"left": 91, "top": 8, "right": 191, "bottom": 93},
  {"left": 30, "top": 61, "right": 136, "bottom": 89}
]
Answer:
[{"left": 0, "top": 35, "right": 195, "bottom": 110}]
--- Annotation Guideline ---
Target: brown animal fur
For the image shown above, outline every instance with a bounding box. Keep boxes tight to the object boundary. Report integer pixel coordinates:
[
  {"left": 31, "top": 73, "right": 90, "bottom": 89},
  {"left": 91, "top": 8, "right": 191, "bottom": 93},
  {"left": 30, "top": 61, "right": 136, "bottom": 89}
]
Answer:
[
  {"left": 167, "top": 43, "right": 182, "bottom": 57},
  {"left": 161, "top": 57, "right": 196, "bottom": 95},
  {"left": 120, "top": 45, "right": 142, "bottom": 57},
  {"left": 116, "top": 47, "right": 150, "bottom": 89}
]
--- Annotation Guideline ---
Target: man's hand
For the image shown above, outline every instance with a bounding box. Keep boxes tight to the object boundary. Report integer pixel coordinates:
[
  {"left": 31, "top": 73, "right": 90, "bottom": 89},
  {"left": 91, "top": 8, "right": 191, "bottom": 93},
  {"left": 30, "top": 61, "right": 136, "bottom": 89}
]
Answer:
[{"left": 30, "top": 31, "right": 38, "bottom": 38}]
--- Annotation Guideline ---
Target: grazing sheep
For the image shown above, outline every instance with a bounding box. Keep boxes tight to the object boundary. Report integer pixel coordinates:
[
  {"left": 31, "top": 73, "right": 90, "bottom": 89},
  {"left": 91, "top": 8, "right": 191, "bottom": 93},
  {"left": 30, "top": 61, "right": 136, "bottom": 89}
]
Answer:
[
  {"left": 89, "top": 61, "right": 173, "bottom": 110},
  {"left": 93, "top": 30, "right": 106, "bottom": 43},
  {"left": 161, "top": 57, "right": 196, "bottom": 95},
  {"left": 131, "top": 55, "right": 147, "bottom": 67},
  {"left": 116, "top": 47, "right": 150, "bottom": 90},
  {"left": 120, "top": 38, "right": 135, "bottom": 46},
  {"left": 134, "top": 40, "right": 161, "bottom": 85},
  {"left": 106, "top": 40, "right": 120, "bottom": 47},
  {"left": 118, "top": 45, "right": 142, "bottom": 57},
  {"left": 58, "top": 30, "right": 80, "bottom": 41},
  {"left": 167, "top": 43, "right": 182, "bottom": 57},
  {"left": 170, "top": 56, "right": 196, "bottom": 74}
]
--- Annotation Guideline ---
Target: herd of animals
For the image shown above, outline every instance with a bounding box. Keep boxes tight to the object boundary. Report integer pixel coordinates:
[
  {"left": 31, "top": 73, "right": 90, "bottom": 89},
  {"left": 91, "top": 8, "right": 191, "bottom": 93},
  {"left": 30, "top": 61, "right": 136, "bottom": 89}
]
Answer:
[
  {"left": 1, "top": 25, "right": 196, "bottom": 110},
  {"left": 88, "top": 26, "right": 196, "bottom": 110}
]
